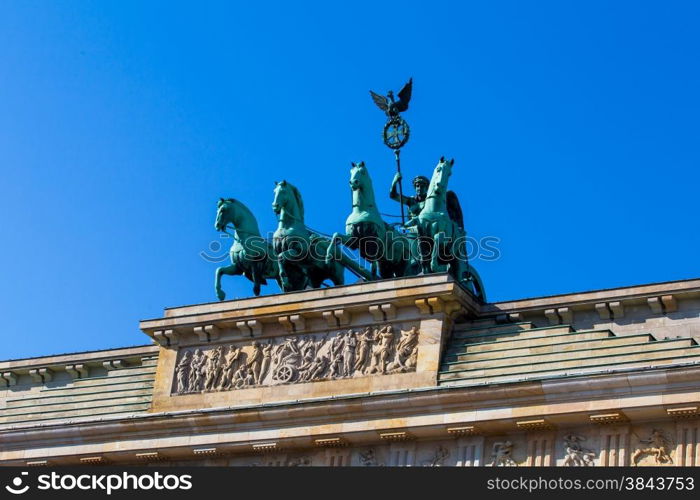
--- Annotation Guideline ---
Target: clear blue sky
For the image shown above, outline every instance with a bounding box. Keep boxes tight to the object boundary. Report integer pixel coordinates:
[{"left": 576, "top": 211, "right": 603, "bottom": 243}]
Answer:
[{"left": 1, "top": 1, "right": 698, "bottom": 360}]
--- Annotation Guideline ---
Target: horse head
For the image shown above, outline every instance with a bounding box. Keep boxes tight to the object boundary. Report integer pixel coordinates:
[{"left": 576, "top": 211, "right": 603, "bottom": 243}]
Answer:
[
  {"left": 215, "top": 198, "right": 235, "bottom": 232},
  {"left": 428, "top": 156, "right": 454, "bottom": 198},
  {"left": 349, "top": 161, "right": 368, "bottom": 191},
  {"left": 272, "top": 180, "right": 305, "bottom": 222}
]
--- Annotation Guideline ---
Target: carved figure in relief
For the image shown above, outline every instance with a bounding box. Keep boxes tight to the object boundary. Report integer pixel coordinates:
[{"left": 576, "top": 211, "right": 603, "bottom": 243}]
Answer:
[
  {"left": 247, "top": 341, "right": 264, "bottom": 384},
  {"left": 562, "top": 434, "right": 595, "bottom": 466},
  {"left": 397, "top": 326, "right": 418, "bottom": 356},
  {"left": 215, "top": 345, "right": 227, "bottom": 386},
  {"left": 273, "top": 337, "right": 301, "bottom": 378},
  {"left": 422, "top": 446, "right": 450, "bottom": 467},
  {"left": 342, "top": 330, "right": 357, "bottom": 377},
  {"left": 259, "top": 340, "right": 274, "bottom": 382},
  {"left": 359, "top": 449, "right": 381, "bottom": 466},
  {"left": 287, "top": 456, "right": 312, "bottom": 466},
  {"left": 632, "top": 429, "right": 673, "bottom": 466},
  {"left": 303, "top": 354, "right": 330, "bottom": 381},
  {"left": 272, "top": 336, "right": 303, "bottom": 383},
  {"left": 370, "top": 325, "right": 395, "bottom": 374},
  {"left": 297, "top": 358, "right": 313, "bottom": 379},
  {"left": 329, "top": 334, "right": 343, "bottom": 373},
  {"left": 330, "top": 351, "right": 344, "bottom": 379},
  {"left": 188, "top": 349, "right": 206, "bottom": 392},
  {"left": 297, "top": 336, "right": 317, "bottom": 373},
  {"left": 299, "top": 335, "right": 315, "bottom": 354},
  {"left": 490, "top": 441, "right": 517, "bottom": 466},
  {"left": 204, "top": 346, "right": 223, "bottom": 391},
  {"left": 174, "top": 324, "right": 421, "bottom": 395},
  {"left": 354, "top": 327, "right": 374, "bottom": 373},
  {"left": 175, "top": 351, "right": 192, "bottom": 393},
  {"left": 405, "top": 347, "right": 418, "bottom": 370},
  {"left": 244, "top": 368, "right": 256, "bottom": 386},
  {"left": 271, "top": 341, "right": 285, "bottom": 366},
  {"left": 233, "top": 365, "right": 249, "bottom": 389},
  {"left": 219, "top": 346, "right": 242, "bottom": 390},
  {"left": 387, "top": 326, "right": 419, "bottom": 373}
]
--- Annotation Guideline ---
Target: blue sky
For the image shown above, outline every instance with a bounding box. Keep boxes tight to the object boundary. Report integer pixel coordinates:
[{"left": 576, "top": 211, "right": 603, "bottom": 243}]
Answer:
[{"left": 1, "top": 1, "right": 698, "bottom": 360}]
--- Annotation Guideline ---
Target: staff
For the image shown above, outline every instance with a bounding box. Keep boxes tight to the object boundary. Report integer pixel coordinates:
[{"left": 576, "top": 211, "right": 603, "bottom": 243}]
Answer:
[{"left": 369, "top": 77, "right": 413, "bottom": 226}]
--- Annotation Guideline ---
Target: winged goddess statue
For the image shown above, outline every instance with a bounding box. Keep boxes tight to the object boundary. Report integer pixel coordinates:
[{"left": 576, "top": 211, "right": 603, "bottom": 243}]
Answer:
[{"left": 369, "top": 78, "right": 413, "bottom": 118}]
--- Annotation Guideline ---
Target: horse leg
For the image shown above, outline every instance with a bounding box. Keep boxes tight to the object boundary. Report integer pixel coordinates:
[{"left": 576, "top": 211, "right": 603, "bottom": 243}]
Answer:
[
  {"left": 432, "top": 230, "right": 448, "bottom": 273},
  {"left": 325, "top": 232, "right": 349, "bottom": 265},
  {"left": 631, "top": 449, "right": 642, "bottom": 466},
  {"left": 278, "top": 248, "right": 307, "bottom": 291},
  {"left": 250, "top": 261, "right": 264, "bottom": 296},
  {"left": 277, "top": 251, "right": 293, "bottom": 292},
  {"left": 420, "top": 235, "right": 433, "bottom": 275},
  {"left": 215, "top": 263, "right": 242, "bottom": 301}
]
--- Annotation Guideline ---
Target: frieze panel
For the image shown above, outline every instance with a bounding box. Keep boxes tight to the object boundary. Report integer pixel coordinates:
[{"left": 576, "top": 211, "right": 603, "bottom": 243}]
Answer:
[
  {"left": 632, "top": 428, "right": 673, "bottom": 466},
  {"left": 563, "top": 434, "right": 596, "bottom": 466},
  {"left": 172, "top": 324, "right": 419, "bottom": 394}
]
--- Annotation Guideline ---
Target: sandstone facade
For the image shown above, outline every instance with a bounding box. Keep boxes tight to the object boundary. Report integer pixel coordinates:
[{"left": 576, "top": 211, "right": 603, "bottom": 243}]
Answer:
[{"left": 2, "top": 274, "right": 699, "bottom": 467}]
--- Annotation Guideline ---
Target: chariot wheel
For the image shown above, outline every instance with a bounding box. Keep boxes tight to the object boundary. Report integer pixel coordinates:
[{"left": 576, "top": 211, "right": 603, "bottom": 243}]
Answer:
[
  {"left": 276, "top": 364, "right": 296, "bottom": 383},
  {"left": 463, "top": 264, "right": 487, "bottom": 303}
]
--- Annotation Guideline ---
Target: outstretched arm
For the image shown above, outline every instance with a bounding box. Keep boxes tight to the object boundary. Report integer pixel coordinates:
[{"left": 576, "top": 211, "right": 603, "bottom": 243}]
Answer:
[{"left": 389, "top": 172, "right": 412, "bottom": 205}]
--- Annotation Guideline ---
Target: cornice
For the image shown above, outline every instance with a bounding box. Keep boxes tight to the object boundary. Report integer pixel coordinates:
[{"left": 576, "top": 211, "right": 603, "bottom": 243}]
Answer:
[{"left": 2, "top": 363, "right": 699, "bottom": 461}]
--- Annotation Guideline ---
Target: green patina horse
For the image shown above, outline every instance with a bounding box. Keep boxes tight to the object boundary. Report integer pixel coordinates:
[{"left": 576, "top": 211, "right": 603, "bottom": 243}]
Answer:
[
  {"left": 325, "top": 161, "right": 420, "bottom": 279},
  {"left": 214, "top": 198, "right": 281, "bottom": 300},
  {"left": 272, "top": 180, "right": 373, "bottom": 292},
  {"left": 408, "top": 157, "right": 487, "bottom": 301}
]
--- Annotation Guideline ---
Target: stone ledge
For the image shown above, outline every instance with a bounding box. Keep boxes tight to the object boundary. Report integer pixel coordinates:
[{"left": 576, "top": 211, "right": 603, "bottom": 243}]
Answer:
[
  {"left": 140, "top": 274, "right": 477, "bottom": 340},
  {"left": 483, "top": 278, "right": 700, "bottom": 322},
  {"left": 0, "top": 345, "right": 158, "bottom": 372}
]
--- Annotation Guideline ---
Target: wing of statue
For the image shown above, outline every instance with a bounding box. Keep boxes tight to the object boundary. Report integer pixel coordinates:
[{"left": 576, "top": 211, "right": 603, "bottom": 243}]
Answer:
[
  {"left": 395, "top": 77, "right": 413, "bottom": 112},
  {"left": 446, "top": 190, "right": 464, "bottom": 229},
  {"left": 369, "top": 90, "right": 389, "bottom": 112}
]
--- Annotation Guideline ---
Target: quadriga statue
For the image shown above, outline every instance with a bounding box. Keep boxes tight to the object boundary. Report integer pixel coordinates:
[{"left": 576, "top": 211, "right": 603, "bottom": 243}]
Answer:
[{"left": 212, "top": 158, "right": 486, "bottom": 302}]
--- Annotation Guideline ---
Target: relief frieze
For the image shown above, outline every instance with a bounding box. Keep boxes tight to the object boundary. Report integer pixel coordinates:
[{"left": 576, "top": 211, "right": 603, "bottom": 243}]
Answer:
[{"left": 172, "top": 324, "right": 419, "bottom": 394}]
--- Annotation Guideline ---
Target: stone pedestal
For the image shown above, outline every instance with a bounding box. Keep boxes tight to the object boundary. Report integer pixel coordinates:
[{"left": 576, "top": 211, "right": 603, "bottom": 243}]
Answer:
[{"left": 139, "top": 274, "right": 478, "bottom": 413}]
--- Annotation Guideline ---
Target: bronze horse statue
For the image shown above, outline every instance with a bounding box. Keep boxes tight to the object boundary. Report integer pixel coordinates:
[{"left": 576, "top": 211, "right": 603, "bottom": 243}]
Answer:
[
  {"left": 325, "top": 161, "right": 420, "bottom": 279},
  {"left": 407, "top": 157, "right": 486, "bottom": 301},
  {"left": 214, "top": 198, "right": 281, "bottom": 300},
  {"left": 272, "top": 180, "right": 373, "bottom": 292}
]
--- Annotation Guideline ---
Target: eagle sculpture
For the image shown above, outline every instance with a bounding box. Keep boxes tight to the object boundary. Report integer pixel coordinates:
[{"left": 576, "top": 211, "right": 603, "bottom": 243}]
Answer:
[{"left": 369, "top": 78, "right": 413, "bottom": 118}]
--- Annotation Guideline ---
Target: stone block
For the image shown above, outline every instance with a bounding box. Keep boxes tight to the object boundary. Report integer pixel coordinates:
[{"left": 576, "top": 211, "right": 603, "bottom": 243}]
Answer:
[
  {"left": 1, "top": 372, "right": 17, "bottom": 387},
  {"left": 65, "top": 364, "right": 89, "bottom": 379}
]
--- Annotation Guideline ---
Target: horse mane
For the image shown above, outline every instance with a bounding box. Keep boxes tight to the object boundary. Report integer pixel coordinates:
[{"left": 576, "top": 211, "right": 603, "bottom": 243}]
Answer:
[
  {"left": 354, "top": 164, "right": 376, "bottom": 207},
  {"left": 286, "top": 183, "right": 305, "bottom": 220},
  {"left": 219, "top": 198, "right": 255, "bottom": 220}
]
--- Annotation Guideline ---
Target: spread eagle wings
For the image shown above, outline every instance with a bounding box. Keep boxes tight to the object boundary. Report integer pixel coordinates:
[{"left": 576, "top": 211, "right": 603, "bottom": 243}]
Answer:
[
  {"left": 369, "top": 90, "right": 390, "bottom": 112},
  {"left": 395, "top": 77, "right": 413, "bottom": 112},
  {"left": 369, "top": 77, "right": 413, "bottom": 113}
]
